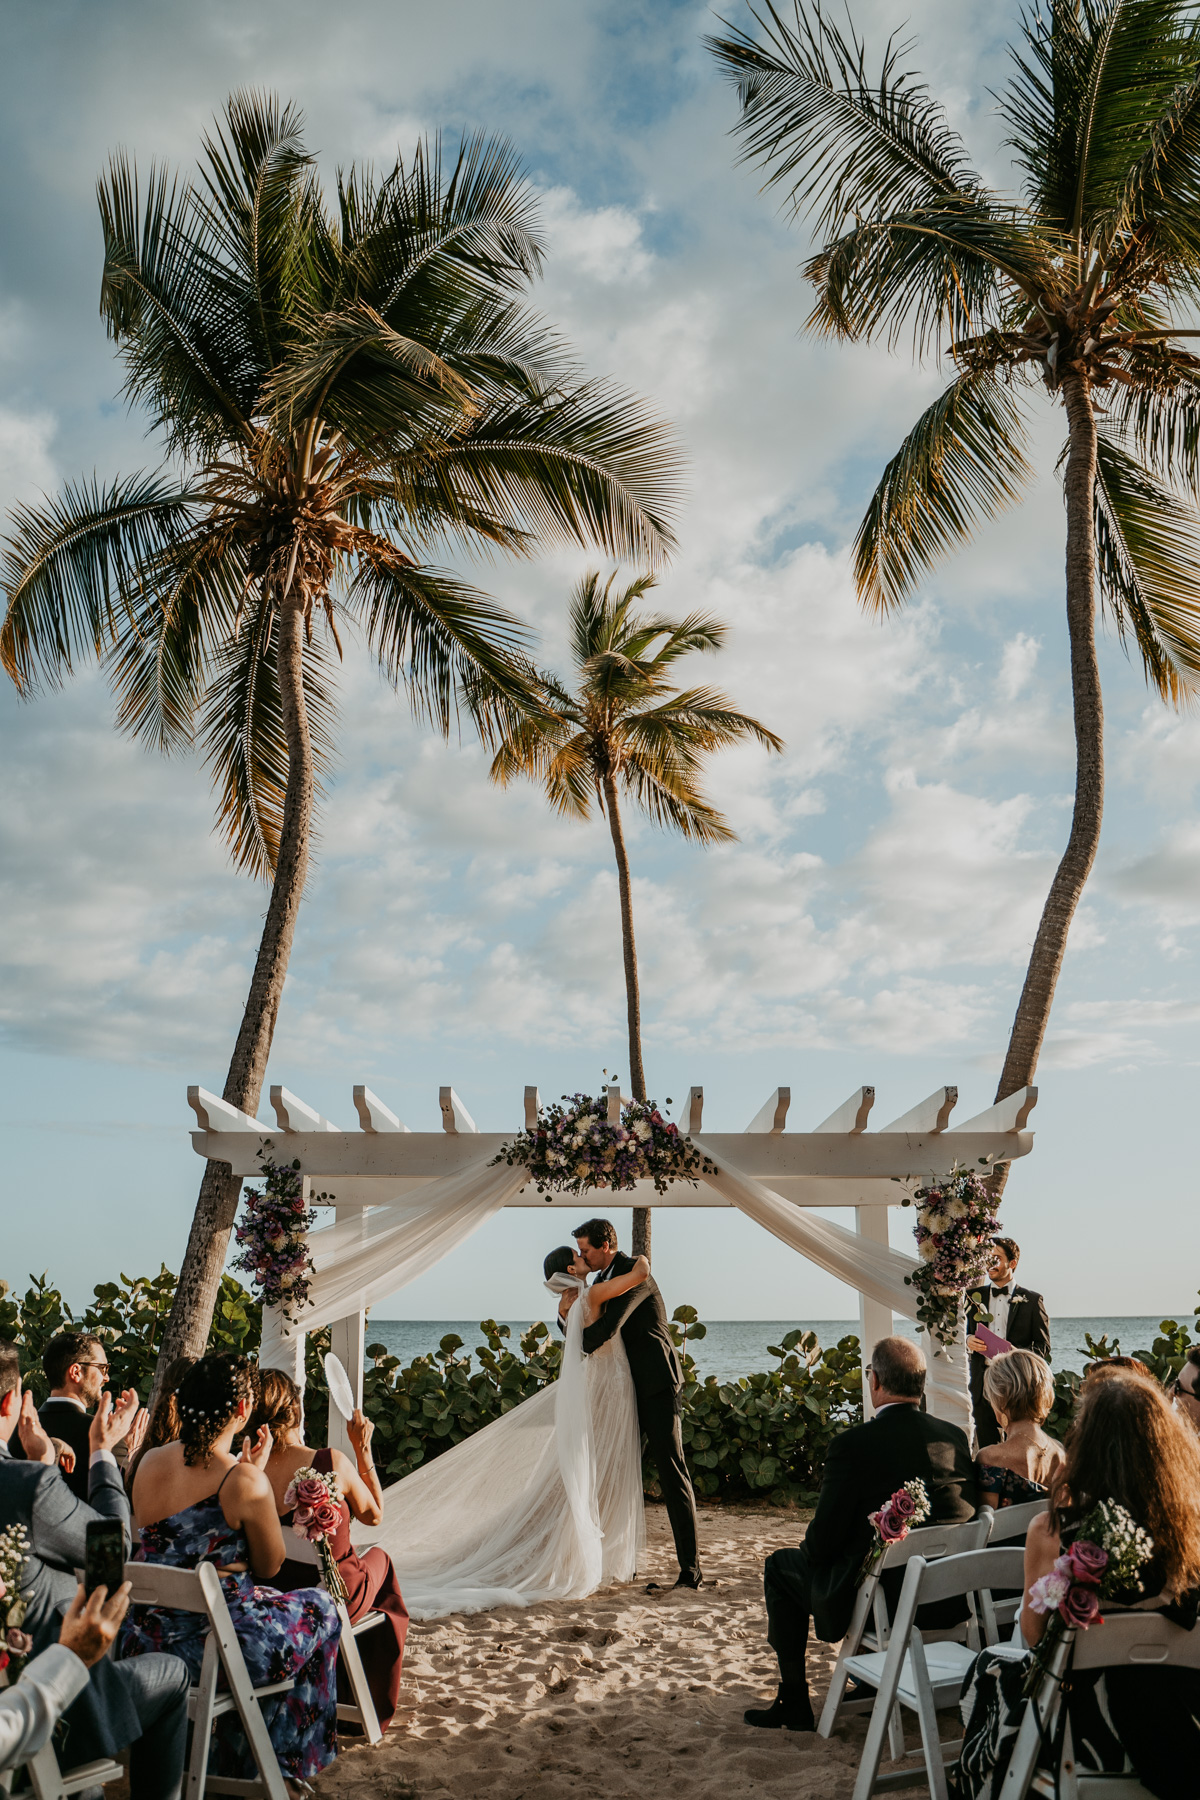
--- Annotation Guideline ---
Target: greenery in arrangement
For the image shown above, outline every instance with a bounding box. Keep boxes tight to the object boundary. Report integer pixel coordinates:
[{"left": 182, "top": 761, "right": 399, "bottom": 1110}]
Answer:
[
  {"left": 488, "top": 570, "right": 782, "bottom": 1255},
  {"left": 492, "top": 1091, "right": 718, "bottom": 1197},
  {"left": 902, "top": 1164, "right": 1002, "bottom": 1343},
  {"left": 0, "top": 93, "right": 681, "bottom": 1385},
  {"left": 231, "top": 1153, "right": 321, "bottom": 1316},
  {"left": 710, "top": 1, "right": 1200, "bottom": 1177},
  {"left": 5, "top": 1268, "right": 1198, "bottom": 1505}
]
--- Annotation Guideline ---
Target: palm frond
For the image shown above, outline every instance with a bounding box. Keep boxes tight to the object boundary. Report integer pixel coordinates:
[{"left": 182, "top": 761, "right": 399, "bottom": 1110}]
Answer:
[
  {"left": 1094, "top": 431, "right": 1200, "bottom": 698},
  {"left": 1, "top": 474, "right": 198, "bottom": 692},
  {"left": 854, "top": 369, "right": 1033, "bottom": 612},
  {"left": 620, "top": 748, "right": 736, "bottom": 843},
  {"left": 623, "top": 688, "right": 786, "bottom": 755},
  {"left": 1112, "top": 348, "right": 1200, "bottom": 489}
]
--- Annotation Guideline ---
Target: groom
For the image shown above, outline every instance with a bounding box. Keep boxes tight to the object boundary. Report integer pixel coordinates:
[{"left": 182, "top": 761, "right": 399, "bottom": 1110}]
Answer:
[{"left": 573, "top": 1218, "right": 703, "bottom": 1591}]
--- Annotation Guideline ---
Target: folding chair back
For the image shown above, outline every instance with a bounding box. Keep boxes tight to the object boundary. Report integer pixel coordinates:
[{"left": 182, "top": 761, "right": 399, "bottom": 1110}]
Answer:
[
  {"left": 20, "top": 1743, "right": 123, "bottom": 1800},
  {"left": 985, "top": 1498, "right": 1048, "bottom": 1544},
  {"left": 124, "top": 1559, "right": 294, "bottom": 1800},
  {"left": 850, "top": 1547, "right": 1026, "bottom": 1800},
  {"left": 818, "top": 1508, "right": 994, "bottom": 1741}
]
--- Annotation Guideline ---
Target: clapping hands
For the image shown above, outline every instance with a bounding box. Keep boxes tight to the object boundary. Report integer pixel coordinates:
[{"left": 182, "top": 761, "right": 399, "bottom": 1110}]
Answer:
[
  {"left": 88, "top": 1388, "right": 146, "bottom": 1457},
  {"left": 238, "top": 1424, "right": 273, "bottom": 1470}
]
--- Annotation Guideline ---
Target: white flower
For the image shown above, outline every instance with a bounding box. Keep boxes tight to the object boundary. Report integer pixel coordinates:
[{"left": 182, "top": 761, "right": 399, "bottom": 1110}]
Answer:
[{"left": 633, "top": 1119, "right": 652, "bottom": 1141}]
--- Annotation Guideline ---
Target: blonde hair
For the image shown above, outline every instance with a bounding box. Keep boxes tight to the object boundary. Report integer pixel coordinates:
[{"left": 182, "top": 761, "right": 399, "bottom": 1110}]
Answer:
[{"left": 983, "top": 1348, "right": 1054, "bottom": 1425}]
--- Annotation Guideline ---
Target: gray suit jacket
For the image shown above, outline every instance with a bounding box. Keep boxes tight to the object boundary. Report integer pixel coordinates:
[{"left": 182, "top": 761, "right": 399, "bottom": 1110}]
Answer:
[{"left": 0, "top": 1438, "right": 138, "bottom": 1757}]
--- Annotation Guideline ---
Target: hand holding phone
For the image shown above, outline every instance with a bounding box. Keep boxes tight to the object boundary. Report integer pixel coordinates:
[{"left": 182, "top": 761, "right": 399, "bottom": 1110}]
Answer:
[{"left": 84, "top": 1518, "right": 126, "bottom": 1599}]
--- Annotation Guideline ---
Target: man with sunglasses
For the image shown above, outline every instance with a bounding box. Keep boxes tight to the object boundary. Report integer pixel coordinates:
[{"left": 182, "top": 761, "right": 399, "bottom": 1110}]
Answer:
[
  {"left": 1172, "top": 1347, "right": 1200, "bottom": 1435},
  {"left": 33, "top": 1333, "right": 111, "bottom": 1500}
]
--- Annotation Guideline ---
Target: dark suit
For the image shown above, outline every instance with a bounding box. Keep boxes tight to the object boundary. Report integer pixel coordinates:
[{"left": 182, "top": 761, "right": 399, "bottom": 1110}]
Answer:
[
  {"left": 968, "top": 1282, "right": 1052, "bottom": 1448},
  {"left": 763, "top": 1403, "right": 979, "bottom": 1686},
  {"left": 35, "top": 1399, "right": 93, "bottom": 1501},
  {"left": 580, "top": 1257, "right": 700, "bottom": 1583},
  {"left": 0, "top": 1439, "right": 189, "bottom": 1796}
]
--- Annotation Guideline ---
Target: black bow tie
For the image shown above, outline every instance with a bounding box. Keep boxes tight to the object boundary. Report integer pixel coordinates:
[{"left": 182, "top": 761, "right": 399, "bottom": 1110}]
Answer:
[{"left": 992, "top": 1284, "right": 1012, "bottom": 1296}]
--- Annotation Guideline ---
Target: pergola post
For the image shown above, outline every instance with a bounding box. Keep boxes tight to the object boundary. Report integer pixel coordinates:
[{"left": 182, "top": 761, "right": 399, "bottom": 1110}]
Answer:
[
  {"left": 855, "top": 1206, "right": 892, "bottom": 1416},
  {"left": 326, "top": 1204, "right": 367, "bottom": 1455}
]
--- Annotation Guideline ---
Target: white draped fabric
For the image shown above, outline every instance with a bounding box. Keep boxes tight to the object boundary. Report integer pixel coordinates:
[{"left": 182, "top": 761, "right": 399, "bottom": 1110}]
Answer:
[
  {"left": 257, "top": 1140, "right": 971, "bottom": 1437},
  {"left": 352, "top": 1278, "right": 646, "bottom": 1618}
]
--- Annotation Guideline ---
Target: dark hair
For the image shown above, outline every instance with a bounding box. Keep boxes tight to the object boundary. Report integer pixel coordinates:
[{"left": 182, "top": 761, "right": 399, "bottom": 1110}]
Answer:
[
  {"left": 870, "top": 1335, "right": 926, "bottom": 1399},
  {"left": 246, "top": 1369, "right": 303, "bottom": 1441},
  {"left": 544, "top": 1246, "right": 576, "bottom": 1280},
  {"left": 44, "top": 1332, "right": 105, "bottom": 1389},
  {"left": 1185, "top": 1347, "right": 1200, "bottom": 1373},
  {"left": 0, "top": 1341, "right": 19, "bottom": 1403},
  {"left": 1084, "top": 1355, "right": 1153, "bottom": 1384},
  {"left": 175, "top": 1354, "right": 259, "bottom": 1466},
  {"left": 127, "top": 1355, "right": 197, "bottom": 1488},
  {"left": 1051, "top": 1372, "right": 1200, "bottom": 1597},
  {"left": 990, "top": 1236, "right": 1020, "bottom": 1263},
  {"left": 573, "top": 1218, "right": 617, "bottom": 1251}
]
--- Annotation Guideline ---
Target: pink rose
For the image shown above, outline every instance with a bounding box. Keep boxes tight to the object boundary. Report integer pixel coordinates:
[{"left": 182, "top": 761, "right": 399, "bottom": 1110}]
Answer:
[
  {"left": 1060, "top": 1583, "right": 1101, "bottom": 1630},
  {"left": 292, "top": 1504, "right": 314, "bottom": 1530},
  {"left": 890, "top": 1489, "right": 918, "bottom": 1521},
  {"left": 876, "top": 1507, "right": 908, "bottom": 1543},
  {"left": 5, "top": 1630, "right": 31, "bottom": 1655},
  {"left": 1028, "top": 1568, "right": 1070, "bottom": 1614},
  {"left": 309, "top": 1498, "right": 340, "bottom": 1535},
  {"left": 292, "top": 1477, "right": 328, "bottom": 1508},
  {"left": 1066, "top": 1540, "right": 1108, "bottom": 1587}
]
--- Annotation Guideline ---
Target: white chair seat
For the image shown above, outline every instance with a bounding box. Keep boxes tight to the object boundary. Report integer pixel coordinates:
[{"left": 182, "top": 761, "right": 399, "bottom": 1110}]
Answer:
[
  {"left": 351, "top": 1608, "right": 384, "bottom": 1637},
  {"left": 844, "top": 1640, "right": 977, "bottom": 1707}
]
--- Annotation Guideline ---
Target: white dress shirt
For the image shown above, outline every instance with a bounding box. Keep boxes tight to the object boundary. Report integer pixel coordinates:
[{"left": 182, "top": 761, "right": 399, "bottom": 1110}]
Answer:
[
  {"left": 0, "top": 1645, "right": 89, "bottom": 1773},
  {"left": 989, "top": 1284, "right": 1014, "bottom": 1341}
]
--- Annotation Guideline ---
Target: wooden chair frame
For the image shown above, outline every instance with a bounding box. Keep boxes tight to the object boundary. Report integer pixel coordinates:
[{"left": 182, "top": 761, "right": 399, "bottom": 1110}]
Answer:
[
  {"left": 331, "top": 1602, "right": 384, "bottom": 1743},
  {"left": 999, "top": 1610, "right": 1200, "bottom": 1800},
  {"left": 819, "top": 1508, "right": 995, "bottom": 1755},
  {"left": 849, "top": 1545, "right": 1027, "bottom": 1800},
  {"left": 20, "top": 1744, "right": 124, "bottom": 1800},
  {"left": 983, "top": 1499, "right": 1048, "bottom": 1630},
  {"left": 122, "top": 1560, "right": 294, "bottom": 1800}
]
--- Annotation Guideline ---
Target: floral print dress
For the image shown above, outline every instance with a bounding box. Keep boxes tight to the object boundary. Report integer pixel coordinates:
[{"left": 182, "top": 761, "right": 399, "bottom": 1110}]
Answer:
[{"left": 120, "top": 1488, "right": 341, "bottom": 1780}]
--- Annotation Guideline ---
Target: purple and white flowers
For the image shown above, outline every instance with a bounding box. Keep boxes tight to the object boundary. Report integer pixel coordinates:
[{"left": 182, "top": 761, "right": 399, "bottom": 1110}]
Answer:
[
  {"left": 1023, "top": 1500, "right": 1154, "bottom": 1693},
  {"left": 902, "top": 1164, "right": 1001, "bottom": 1344},
  {"left": 232, "top": 1153, "right": 315, "bottom": 1317},
  {"left": 0, "top": 1523, "right": 31, "bottom": 1685},
  {"left": 493, "top": 1093, "right": 717, "bottom": 1197}
]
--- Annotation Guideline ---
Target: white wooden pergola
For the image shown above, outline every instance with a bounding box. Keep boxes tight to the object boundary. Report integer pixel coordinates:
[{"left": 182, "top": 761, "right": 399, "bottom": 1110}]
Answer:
[{"left": 188, "top": 1079, "right": 1037, "bottom": 1450}]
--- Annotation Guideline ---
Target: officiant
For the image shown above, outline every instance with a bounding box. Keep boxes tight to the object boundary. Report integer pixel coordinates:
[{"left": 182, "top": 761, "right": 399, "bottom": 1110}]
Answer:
[{"left": 966, "top": 1237, "right": 1051, "bottom": 1448}]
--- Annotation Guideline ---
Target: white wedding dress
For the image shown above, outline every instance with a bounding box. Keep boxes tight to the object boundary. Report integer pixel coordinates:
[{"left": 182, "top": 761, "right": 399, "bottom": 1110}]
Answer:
[{"left": 353, "top": 1276, "right": 646, "bottom": 1619}]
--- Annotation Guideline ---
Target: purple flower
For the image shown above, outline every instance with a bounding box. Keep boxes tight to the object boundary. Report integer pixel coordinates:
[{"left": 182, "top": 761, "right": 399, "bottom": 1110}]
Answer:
[{"left": 1060, "top": 1583, "right": 1101, "bottom": 1629}]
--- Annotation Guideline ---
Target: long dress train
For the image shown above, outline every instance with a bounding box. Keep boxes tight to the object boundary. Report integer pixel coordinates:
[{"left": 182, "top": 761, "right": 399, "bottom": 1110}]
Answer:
[{"left": 354, "top": 1280, "right": 646, "bottom": 1619}]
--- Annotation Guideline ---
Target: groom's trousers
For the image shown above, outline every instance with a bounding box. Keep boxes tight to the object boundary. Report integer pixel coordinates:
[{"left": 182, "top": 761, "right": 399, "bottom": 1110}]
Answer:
[{"left": 637, "top": 1388, "right": 700, "bottom": 1582}]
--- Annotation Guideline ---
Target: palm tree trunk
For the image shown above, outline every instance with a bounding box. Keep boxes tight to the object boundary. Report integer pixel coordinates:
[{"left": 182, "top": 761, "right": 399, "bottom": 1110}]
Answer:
[
  {"left": 991, "top": 369, "right": 1103, "bottom": 1183},
  {"left": 601, "top": 772, "right": 650, "bottom": 1262},
  {"left": 154, "top": 596, "right": 315, "bottom": 1385}
]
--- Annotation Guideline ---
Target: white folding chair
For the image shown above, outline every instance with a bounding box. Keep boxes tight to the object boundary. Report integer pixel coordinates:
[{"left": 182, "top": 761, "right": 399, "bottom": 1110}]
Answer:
[
  {"left": 999, "top": 1610, "right": 1200, "bottom": 1800},
  {"left": 984, "top": 1499, "right": 1048, "bottom": 1630},
  {"left": 19, "top": 1741, "right": 123, "bottom": 1800},
  {"left": 331, "top": 1601, "right": 385, "bottom": 1743},
  {"left": 819, "top": 1508, "right": 995, "bottom": 1752},
  {"left": 123, "top": 1560, "right": 294, "bottom": 1800},
  {"left": 849, "top": 1545, "right": 1026, "bottom": 1800}
]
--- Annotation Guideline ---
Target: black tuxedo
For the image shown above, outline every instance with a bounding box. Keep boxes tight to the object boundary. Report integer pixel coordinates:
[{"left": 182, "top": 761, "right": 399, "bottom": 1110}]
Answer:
[
  {"left": 967, "top": 1282, "right": 1052, "bottom": 1448},
  {"left": 762, "top": 1403, "right": 979, "bottom": 1690},
  {"left": 580, "top": 1255, "right": 699, "bottom": 1581},
  {"left": 36, "top": 1398, "right": 94, "bottom": 1500}
]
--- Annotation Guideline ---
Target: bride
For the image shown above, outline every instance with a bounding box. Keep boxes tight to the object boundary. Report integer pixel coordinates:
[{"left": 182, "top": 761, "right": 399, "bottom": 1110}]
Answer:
[{"left": 353, "top": 1246, "right": 650, "bottom": 1618}]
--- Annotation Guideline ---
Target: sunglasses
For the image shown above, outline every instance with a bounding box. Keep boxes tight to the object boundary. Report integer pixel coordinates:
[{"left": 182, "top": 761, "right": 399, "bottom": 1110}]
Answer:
[{"left": 75, "top": 1361, "right": 110, "bottom": 1375}]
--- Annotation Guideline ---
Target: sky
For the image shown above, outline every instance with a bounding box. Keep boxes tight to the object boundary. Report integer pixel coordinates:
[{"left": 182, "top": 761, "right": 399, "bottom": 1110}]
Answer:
[{"left": 1, "top": 0, "right": 1198, "bottom": 1333}]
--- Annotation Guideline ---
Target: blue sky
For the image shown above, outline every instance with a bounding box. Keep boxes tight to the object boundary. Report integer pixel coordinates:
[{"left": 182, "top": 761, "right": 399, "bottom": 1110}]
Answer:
[{"left": 1, "top": 0, "right": 1198, "bottom": 1330}]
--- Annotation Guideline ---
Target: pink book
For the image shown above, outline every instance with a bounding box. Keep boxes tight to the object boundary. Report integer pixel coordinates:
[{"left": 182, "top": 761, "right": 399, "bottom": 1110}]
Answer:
[{"left": 977, "top": 1323, "right": 1013, "bottom": 1359}]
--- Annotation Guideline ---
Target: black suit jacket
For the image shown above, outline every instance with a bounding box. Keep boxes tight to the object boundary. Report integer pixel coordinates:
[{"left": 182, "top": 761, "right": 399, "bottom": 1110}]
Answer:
[
  {"left": 804, "top": 1403, "right": 979, "bottom": 1642},
  {"left": 968, "top": 1283, "right": 1052, "bottom": 1415},
  {"left": 36, "top": 1399, "right": 93, "bottom": 1501},
  {"left": 579, "top": 1254, "right": 682, "bottom": 1400}
]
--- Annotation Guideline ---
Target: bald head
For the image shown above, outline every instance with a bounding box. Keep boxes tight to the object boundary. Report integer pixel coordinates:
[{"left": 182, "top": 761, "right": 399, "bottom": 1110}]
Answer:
[{"left": 870, "top": 1335, "right": 926, "bottom": 1403}]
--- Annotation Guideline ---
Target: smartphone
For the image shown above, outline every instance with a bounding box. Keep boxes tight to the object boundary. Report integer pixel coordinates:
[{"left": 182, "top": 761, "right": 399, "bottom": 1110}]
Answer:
[{"left": 84, "top": 1519, "right": 125, "bottom": 1598}]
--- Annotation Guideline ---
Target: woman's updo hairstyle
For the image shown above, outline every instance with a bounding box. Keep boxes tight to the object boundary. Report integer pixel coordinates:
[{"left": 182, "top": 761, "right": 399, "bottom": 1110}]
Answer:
[
  {"left": 543, "top": 1245, "right": 575, "bottom": 1281},
  {"left": 983, "top": 1348, "right": 1054, "bottom": 1425},
  {"left": 176, "top": 1353, "right": 259, "bottom": 1466},
  {"left": 245, "top": 1369, "right": 303, "bottom": 1442}
]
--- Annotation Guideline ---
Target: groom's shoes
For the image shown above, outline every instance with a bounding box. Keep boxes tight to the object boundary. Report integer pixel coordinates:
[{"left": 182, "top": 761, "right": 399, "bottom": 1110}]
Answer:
[
  {"left": 743, "top": 1685, "right": 816, "bottom": 1732},
  {"left": 644, "top": 1572, "right": 710, "bottom": 1592}
]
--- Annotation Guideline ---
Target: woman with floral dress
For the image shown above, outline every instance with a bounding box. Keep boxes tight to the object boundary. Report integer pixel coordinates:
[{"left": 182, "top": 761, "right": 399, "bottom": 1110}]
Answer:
[{"left": 121, "top": 1354, "right": 341, "bottom": 1790}]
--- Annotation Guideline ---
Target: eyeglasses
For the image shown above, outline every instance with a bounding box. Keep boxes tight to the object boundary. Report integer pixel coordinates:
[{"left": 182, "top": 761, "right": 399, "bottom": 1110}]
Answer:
[
  {"left": 1171, "top": 1375, "right": 1200, "bottom": 1401},
  {"left": 75, "top": 1361, "right": 110, "bottom": 1375}
]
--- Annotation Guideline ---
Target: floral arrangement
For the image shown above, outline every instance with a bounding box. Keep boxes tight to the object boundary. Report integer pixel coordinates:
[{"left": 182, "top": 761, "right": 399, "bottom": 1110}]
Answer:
[
  {"left": 901, "top": 1163, "right": 1001, "bottom": 1344},
  {"left": 860, "top": 1478, "right": 931, "bottom": 1581},
  {"left": 0, "top": 1524, "right": 33, "bottom": 1686},
  {"left": 492, "top": 1093, "right": 718, "bottom": 1197},
  {"left": 1024, "top": 1500, "right": 1154, "bottom": 1692},
  {"left": 232, "top": 1150, "right": 319, "bottom": 1318},
  {"left": 284, "top": 1466, "right": 347, "bottom": 1603}
]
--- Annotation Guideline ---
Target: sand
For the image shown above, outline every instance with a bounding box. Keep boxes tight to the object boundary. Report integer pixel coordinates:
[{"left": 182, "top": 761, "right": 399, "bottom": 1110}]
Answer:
[{"left": 316, "top": 1503, "right": 881, "bottom": 1800}]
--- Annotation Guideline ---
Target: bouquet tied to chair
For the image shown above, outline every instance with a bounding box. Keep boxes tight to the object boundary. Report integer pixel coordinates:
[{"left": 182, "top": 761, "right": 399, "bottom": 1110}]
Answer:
[
  {"left": 284, "top": 1466, "right": 348, "bottom": 1604},
  {"left": 858, "top": 1478, "right": 931, "bottom": 1584}
]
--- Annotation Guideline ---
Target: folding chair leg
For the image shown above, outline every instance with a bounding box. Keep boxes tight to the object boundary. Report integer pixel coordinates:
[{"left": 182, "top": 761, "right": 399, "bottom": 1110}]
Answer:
[
  {"left": 187, "top": 1640, "right": 221, "bottom": 1800},
  {"left": 817, "top": 1648, "right": 853, "bottom": 1738},
  {"left": 226, "top": 1691, "right": 289, "bottom": 1800},
  {"left": 336, "top": 1603, "right": 383, "bottom": 1744},
  {"left": 907, "top": 1635, "right": 949, "bottom": 1800},
  {"left": 886, "top": 1697, "right": 906, "bottom": 1764},
  {"left": 851, "top": 1626, "right": 911, "bottom": 1800},
  {"left": 25, "top": 1745, "right": 64, "bottom": 1800}
]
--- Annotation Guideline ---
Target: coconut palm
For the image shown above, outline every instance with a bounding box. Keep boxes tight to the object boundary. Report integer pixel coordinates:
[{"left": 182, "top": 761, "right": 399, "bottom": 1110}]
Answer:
[
  {"left": 0, "top": 95, "right": 680, "bottom": 1373},
  {"left": 709, "top": 1, "right": 1200, "bottom": 1142},
  {"left": 490, "top": 571, "right": 783, "bottom": 1256}
]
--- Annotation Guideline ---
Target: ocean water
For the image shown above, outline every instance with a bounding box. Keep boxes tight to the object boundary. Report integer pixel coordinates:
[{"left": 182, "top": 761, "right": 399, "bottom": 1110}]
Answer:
[{"left": 366, "top": 1315, "right": 1191, "bottom": 1383}]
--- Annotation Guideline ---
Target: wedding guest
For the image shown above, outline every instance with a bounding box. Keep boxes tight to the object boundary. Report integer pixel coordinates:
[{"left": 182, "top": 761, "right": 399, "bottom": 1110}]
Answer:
[
  {"left": 0, "top": 1342, "right": 189, "bottom": 1800},
  {"left": 745, "top": 1335, "right": 978, "bottom": 1733},
  {"left": 125, "top": 1354, "right": 342, "bottom": 1788},
  {"left": 966, "top": 1239, "right": 1051, "bottom": 1448},
  {"left": 1021, "top": 1372, "right": 1200, "bottom": 1793},
  {"left": 1171, "top": 1345, "right": 1200, "bottom": 1435},
  {"left": 128, "top": 1356, "right": 195, "bottom": 1489},
  {"left": 248, "top": 1370, "right": 409, "bottom": 1732},
  {"left": 975, "top": 1349, "right": 1064, "bottom": 1506},
  {"left": 8, "top": 1333, "right": 110, "bottom": 1498},
  {"left": 1084, "top": 1354, "right": 1153, "bottom": 1383},
  {"left": 0, "top": 1582, "right": 133, "bottom": 1773}
]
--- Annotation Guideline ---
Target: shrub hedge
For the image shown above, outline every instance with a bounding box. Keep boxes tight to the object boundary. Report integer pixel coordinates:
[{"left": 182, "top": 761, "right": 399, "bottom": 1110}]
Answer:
[{"left": 3, "top": 1271, "right": 1196, "bottom": 1507}]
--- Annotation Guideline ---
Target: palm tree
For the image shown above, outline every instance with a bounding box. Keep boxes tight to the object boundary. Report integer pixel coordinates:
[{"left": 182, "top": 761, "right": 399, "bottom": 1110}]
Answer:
[
  {"left": 0, "top": 95, "right": 681, "bottom": 1373},
  {"left": 709, "top": 1, "right": 1200, "bottom": 1151},
  {"left": 490, "top": 571, "right": 783, "bottom": 1256}
]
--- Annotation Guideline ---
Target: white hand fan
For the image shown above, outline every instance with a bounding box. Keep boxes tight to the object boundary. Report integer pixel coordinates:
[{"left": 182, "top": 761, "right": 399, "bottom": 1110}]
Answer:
[{"left": 324, "top": 1352, "right": 356, "bottom": 1421}]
